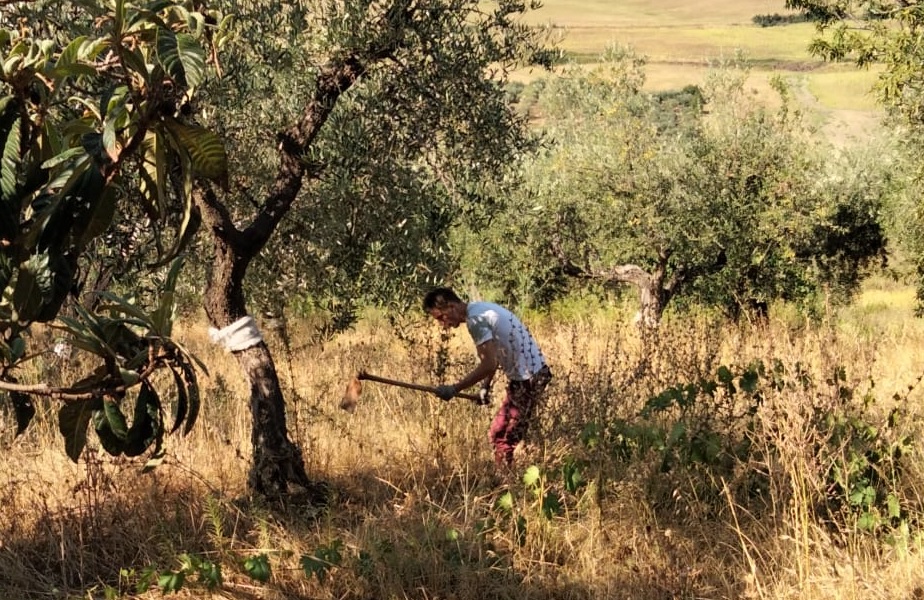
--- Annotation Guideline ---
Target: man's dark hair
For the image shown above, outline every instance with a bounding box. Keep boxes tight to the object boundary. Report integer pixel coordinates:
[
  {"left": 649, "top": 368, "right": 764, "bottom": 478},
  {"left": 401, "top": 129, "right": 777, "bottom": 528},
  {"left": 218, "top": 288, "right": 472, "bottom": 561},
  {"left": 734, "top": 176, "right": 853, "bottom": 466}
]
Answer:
[{"left": 423, "top": 287, "right": 462, "bottom": 311}]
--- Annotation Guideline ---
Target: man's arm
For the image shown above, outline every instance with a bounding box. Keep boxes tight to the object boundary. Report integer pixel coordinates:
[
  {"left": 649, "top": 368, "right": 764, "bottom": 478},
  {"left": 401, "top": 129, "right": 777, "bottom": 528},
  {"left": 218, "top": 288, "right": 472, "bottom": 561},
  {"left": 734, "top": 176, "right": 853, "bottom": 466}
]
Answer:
[{"left": 454, "top": 339, "right": 498, "bottom": 392}]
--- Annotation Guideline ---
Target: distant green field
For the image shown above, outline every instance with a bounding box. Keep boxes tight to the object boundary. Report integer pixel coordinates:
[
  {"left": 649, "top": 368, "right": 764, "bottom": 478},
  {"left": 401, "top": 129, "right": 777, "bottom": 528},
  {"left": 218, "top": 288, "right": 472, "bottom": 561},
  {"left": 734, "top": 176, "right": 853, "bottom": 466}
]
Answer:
[
  {"left": 518, "top": 0, "right": 884, "bottom": 123},
  {"left": 526, "top": 0, "right": 799, "bottom": 28},
  {"left": 548, "top": 23, "right": 818, "bottom": 64}
]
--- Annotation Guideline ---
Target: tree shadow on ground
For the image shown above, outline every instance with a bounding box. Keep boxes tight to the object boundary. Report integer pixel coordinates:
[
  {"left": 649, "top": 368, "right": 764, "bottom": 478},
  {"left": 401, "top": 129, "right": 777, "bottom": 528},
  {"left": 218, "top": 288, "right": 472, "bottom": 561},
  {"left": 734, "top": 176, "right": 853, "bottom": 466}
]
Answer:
[{"left": 0, "top": 462, "right": 747, "bottom": 600}]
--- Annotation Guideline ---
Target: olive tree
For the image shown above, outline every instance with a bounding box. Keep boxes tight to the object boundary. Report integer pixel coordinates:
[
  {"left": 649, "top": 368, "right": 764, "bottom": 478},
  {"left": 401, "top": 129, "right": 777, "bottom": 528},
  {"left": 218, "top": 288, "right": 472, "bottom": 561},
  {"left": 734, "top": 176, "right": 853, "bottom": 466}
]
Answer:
[
  {"left": 785, "top": 0, "right": 924, "bottom": 311},
  {"left": 466, "top": 49, "right": 887, "bottom": 323},
  {"left": 1, "top": 0, "right": 552, "bottom": 497},
  {"left": 195, "top": 0, "right": 551, "bottom": 497}
]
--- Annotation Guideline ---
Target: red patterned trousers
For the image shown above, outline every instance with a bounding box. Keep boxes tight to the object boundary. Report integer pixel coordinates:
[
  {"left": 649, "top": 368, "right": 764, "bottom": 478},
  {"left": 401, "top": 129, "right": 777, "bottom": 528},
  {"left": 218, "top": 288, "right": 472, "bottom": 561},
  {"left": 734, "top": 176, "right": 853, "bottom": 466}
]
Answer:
[{"left": 488, "top": 366, "right": 552, "bottom": 466}]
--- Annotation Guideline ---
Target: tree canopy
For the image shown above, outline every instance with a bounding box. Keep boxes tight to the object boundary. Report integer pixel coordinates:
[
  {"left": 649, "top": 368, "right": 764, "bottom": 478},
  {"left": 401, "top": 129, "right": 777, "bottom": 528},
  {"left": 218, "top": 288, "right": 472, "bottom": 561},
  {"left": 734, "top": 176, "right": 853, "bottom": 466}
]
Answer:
[
  {"left": 462, "top": 49, "right": 888, "bottom": 323},
  {"left": 786, "top": 0, "right": 924, "bottom": 311},
  {"left": 1, "top": 0, "right": 217, "bottom": 463}
]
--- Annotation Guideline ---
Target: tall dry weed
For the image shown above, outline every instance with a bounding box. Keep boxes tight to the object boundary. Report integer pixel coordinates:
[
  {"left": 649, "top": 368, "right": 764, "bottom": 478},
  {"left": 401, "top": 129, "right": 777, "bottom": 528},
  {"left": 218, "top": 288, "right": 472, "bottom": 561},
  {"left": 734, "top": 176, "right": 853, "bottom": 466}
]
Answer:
[{"left": 2, "top": 310, "right": 924, "bottom": 599}]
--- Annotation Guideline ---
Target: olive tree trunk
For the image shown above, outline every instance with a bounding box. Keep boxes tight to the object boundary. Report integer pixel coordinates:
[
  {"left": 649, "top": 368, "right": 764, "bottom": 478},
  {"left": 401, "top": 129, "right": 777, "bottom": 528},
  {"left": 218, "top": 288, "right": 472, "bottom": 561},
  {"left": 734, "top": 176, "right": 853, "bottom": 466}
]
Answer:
[
  {"left": 193, "top": 55, "right": 382, "bottom": 497},
  {"left": 559, "top": 248, "right": 726, "bottom": 327},
  {"left": 199, "top": 226, "right": 316, "bottom": 497}
]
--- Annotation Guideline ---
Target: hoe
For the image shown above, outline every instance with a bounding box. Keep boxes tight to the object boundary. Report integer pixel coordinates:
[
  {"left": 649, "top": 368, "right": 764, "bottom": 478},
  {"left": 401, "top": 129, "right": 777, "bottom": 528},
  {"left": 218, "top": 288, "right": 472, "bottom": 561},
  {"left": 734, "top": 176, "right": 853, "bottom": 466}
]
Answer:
[{"left": 340, "top": 371, "right": 481, "bottom": 412}]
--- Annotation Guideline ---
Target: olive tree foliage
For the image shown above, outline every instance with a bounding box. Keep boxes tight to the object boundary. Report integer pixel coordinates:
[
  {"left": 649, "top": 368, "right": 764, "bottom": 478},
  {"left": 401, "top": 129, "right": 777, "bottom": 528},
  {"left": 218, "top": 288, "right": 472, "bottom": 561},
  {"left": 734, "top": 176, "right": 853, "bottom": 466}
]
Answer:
[
  {"left": 192, "top": 0, "right": 550, "bottom": 328},
  {"left": 1, "top": 0, "right": 553, "bottom": 496},
  {"left": 0, "top": 1, "right": 217, "bottom": 463},
  {"left": 464, "top": 48, "right": 887, "bottom": 323},
  {"left": 785, "top": 0, "right": 924, "bottom": 311}
]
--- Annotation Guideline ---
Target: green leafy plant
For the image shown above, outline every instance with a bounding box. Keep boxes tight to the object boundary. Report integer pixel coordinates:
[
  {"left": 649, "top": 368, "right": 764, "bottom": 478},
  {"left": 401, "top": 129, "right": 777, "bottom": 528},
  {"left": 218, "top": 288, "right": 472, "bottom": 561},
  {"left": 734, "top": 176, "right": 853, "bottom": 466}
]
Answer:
[
  {"left": 523, "top": 464, "right": 564, "bottom": 519},
  {"left": 149, "top": 554, "right": 222, "bottom": 595},
  {"left": 1, "top": 1, "right": 215, "bottom": 461},
  {"left": 812, "top": 368, "right": 915, "bottom": 536},
  {"left": 638, "top": 362, "right": 765, "bottom": 473},
  {"left": 243, "top": 553, "right": 271, "bottom": 583},
  {"left": 300, "top": 539, "right": 344, "bottom": 583}
]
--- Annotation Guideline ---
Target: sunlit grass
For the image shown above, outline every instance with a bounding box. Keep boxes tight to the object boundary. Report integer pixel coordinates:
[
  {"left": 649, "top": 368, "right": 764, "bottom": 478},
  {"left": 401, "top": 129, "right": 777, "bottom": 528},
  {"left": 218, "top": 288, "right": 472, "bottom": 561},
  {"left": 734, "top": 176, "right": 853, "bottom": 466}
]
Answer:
[
  {"left": 808, "top": 66, "right": 883, "bottom": 111},
  {"left": 4, "top": 287, "right": 924, "bottom": 598}
]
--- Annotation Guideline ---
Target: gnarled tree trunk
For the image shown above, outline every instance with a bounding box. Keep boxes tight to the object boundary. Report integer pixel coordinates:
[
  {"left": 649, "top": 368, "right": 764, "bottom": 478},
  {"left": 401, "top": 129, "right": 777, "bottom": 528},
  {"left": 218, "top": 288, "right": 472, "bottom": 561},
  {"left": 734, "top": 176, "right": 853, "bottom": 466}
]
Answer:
[
  {"left": 198, "top": 204, "right": 317, "bottom": 497},
  {"left": 191, "top": 42, "right": 399, "bottom": 496},
  {"left": 558, "top": 247, "right": 728, "bottom": 327}
]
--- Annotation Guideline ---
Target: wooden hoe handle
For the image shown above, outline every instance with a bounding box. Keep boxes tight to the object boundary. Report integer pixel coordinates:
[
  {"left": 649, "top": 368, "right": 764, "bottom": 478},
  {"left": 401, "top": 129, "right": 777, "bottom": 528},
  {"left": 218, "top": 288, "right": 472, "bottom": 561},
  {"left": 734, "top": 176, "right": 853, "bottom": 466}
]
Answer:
[{"left": 357, "top": 371, "right": 481, "bottom": 402}]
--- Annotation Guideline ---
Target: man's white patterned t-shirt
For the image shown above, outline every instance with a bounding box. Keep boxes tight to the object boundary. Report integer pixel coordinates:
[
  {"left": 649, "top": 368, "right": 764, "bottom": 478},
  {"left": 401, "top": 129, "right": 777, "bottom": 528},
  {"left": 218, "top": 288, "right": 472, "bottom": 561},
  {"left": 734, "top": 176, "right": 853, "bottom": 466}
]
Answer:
[{"left": 466, "top": 301, "right": 547, "bottom": 382}]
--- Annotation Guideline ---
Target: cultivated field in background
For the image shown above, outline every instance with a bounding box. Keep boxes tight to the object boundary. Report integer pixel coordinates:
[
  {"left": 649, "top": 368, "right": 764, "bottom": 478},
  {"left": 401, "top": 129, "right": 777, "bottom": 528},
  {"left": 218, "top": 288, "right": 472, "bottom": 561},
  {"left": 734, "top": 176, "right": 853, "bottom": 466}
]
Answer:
[{"left": 520, "top": 0, "right": 885, "bottom": 145}]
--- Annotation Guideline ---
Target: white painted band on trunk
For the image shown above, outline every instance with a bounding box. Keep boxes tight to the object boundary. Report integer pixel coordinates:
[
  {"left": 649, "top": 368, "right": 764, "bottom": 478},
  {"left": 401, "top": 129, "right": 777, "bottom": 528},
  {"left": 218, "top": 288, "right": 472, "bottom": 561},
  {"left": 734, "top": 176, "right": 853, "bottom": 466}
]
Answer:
[{"left": 208, "top": 315, "right": 263, "bottom": 352}]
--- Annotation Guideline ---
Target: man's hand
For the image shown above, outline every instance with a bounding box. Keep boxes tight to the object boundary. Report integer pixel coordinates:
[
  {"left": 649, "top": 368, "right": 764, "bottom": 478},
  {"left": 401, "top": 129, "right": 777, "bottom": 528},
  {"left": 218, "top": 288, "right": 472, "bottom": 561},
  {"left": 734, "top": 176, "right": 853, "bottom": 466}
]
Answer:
[
  {"left": 434, "top": 384, "right": 457, "bottom": 401},
  {"left": 476, "top": 385, "right": 491, "bottom": 406}
]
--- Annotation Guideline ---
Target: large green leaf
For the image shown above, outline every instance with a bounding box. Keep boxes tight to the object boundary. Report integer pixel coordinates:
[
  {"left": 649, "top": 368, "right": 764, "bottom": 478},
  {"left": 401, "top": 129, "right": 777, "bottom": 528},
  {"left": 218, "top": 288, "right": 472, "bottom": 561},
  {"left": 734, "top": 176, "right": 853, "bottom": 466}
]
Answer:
[
  {"left": 75, "top": 185, "right": 117, "bottom": 250},
  {"left": 168, "top": 365, "right": 188, "bottom": 434},
  {"left": 101, "top": 113, "right": 118, "bottom": 162},
  {"left": 126, "top": 1, "right": 177, "bottom": 29},
  {"left": 93, "top": 399, "right": 130, "bottom": 455},
  {"left": 49, "top": 35, "right": 98, "bottom": 81},
  {"left": 35, "top": 253, "right": 77, "bottom": 322},
  {"left": 11, "top": 253, "right": 53, "bottom": 323},
  {"left": 151, "top": 256, "right": 184, "bottom": 335},
  {"left": 91, "top": 383, "right": 164, "bottom": 458},
  {"left": 0, "top": 96, "right": 22, "bottom": 248},
  {"left": 1, "top": 112, "right": 20, "bottom": 202},
  {"left": 177, "top": 357, "right": 199, "bottom": 435},
  {"left": 79, "top": 36, "right": 108, "bottom": 60},
  {"left": 103, "top": 399, "right": 130, "bottom": 439},
  {"left": 55, "top": 306, "right": 117, "bottom": 358},
  {"left": 58, "top": 398, "right": 102, "bottom": 462},
  {"left": 124, "top": 382, "right": 163, "bottom": 457},
  {"left": 52, "top": 35, "right": 86, "bottom": 78},
  {"left": 96, "top": 291, "right": 155, "bottom": 325},
  {"left": 40, "top": 146, "right": 86, "bottom": 170},
  {"left": 43, "top": 165, "right": 109, "bottom": 256},
  {"left": 119, "top": 46, "right": 150, "bottom": 82},
  {"left": 148, "top": 158, "right": 200, "bottom": 268},
  {"left": 139, "top": 130, "right": 167, "bottom": 220},
  {"left": 53, "top": 35, "right": 86, "bottom": 70},
  {"left": 157, "top": 30, "right": 206, "bottom": 88},
  {"left": 164, "top": 119, "right": 227, "bottom": 180}
]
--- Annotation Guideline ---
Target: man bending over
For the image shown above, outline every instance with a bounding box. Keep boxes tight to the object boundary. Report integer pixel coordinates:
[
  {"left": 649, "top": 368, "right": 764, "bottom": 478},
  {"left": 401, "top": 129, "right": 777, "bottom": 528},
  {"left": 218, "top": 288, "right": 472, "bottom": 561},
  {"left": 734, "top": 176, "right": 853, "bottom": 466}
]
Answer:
[{"left": 423, "top": 287, "right": 553, "bottom": 467}]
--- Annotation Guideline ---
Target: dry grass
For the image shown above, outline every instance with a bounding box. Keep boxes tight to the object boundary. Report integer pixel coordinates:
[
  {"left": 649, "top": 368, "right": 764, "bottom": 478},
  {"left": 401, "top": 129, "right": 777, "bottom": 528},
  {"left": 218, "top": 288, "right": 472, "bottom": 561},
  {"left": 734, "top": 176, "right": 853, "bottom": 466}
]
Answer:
[{"left": 3, "top": 298, "right": 924, "bottom": 599}]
